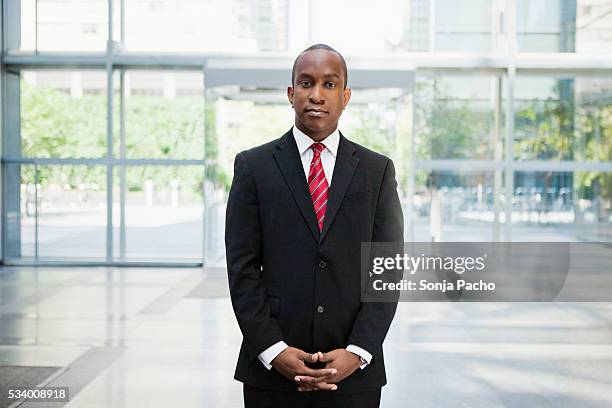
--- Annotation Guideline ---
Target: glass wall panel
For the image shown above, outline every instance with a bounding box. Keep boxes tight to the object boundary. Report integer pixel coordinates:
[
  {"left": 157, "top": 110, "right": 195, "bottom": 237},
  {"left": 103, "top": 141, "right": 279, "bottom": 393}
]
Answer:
[
  {"left": 575, "top": 0, "right": 612, "bottom": 54},
  {"left": 515, "top": 76, "right": 612, "bottom": 162},
  {"left": 412, "top": 170, "right": 499, "bottom": 241},
  {"left": 517, "top": 0, "right": 612, "bottom": 53},
  {"left": 512, "top": 171, "right": 611, "bottom": 242},
  {"left": 14, "top": 0, "right": 612, "bottom": 55},
  {"left": 395, "top": 0, "right": 432, "bottom": 52},
  {"left": 517, "top": 0, "right": 574, "bottom": 52},
  {"left": 21, "top": 70, "right": 108, "bottom": 159},
  {"left": 36, "top": 165, "right": 107, "bottom": 259},
  {"left": 435, "top": 0, "right": 493, "bottom": 52},
  {"left": 308, "top": 0, "right": 413, "bottom": 53},
  {"left": 574, "top": 171, "right": 612, "bottom": 241},
  {"left": 124, "top": 0, "right": 288, "bottom": 52},
  {"left": 339, "top": 88, "right": 412, "bottom": 197},
  {"left": 112, "top": 165, "right": 203, "bottom": 261},
  {"left": 435, "top": 33, "right": 492, "bottom": 52},
  {"left": 307, "top": 0, "right": 494, "bottom": 53},
  {"left": 415, "top": 75, "right": 502, "bottom": 160},
  {"left": 7, "top": 1, "right": 612, "bottom": 267},
  {"left": 20, "top": 0, "right": 109, "bottom": 51},
  {"left": 20, "top": 0, "right": 37, "bottom": 50},
  {"left": 5, "top": 164, "right": 108, "bottom": 260},
  {"left": 575, "top": 77, "right": 612, "bottom": 162},
  {"left": 5, "top": 164, "right": 35, "bottom": 259},
  {"left": 208, "top": 90, "right": 291, "bottom": 182},
  {"left": 117, "top": 70, "right": 204, "bottom": 160}
]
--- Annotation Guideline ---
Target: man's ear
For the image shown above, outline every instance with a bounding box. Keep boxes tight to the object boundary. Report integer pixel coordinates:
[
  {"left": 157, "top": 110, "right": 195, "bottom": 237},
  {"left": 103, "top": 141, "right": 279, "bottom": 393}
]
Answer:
[
  {"left": 343, "top": 87, "right": 352, "bottom": 108},
  {"left": 287, "top": 86, "right": 294, "bottom": 107}
]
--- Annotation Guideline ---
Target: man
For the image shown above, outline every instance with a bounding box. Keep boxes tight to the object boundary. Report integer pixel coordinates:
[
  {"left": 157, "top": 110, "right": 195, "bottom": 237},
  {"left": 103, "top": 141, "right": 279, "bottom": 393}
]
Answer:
[{"left": 225, "top": 44, "right": 403, "bottom": 408}]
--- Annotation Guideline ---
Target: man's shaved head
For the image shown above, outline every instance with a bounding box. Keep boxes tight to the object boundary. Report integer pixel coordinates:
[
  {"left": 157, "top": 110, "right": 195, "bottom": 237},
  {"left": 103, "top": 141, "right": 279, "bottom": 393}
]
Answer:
[{"left": 291, "top": 44, "right": 348, "bottom": 89}]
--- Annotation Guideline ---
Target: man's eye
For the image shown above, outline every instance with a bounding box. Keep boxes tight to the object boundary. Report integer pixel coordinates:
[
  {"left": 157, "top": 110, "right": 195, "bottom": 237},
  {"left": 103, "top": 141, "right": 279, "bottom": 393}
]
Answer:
[
  {"left": 326, "top": 82, "right": 336, "bottom": 88},
  {"left": 301, "top": 81, "right": 311, "bottom": 87}
]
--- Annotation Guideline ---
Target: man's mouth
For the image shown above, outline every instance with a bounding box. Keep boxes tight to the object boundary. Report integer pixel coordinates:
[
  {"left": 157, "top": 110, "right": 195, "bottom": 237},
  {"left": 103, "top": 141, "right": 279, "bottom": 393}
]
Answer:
[{"left": 305, "top": 109, "right": 328, "bottom": 117}]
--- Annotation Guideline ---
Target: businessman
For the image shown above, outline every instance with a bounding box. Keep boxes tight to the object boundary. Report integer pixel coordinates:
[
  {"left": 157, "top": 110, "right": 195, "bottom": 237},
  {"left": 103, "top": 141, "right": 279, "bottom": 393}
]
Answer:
[{"left": 225, "top": 44, "right": 404, "bottom": 408}]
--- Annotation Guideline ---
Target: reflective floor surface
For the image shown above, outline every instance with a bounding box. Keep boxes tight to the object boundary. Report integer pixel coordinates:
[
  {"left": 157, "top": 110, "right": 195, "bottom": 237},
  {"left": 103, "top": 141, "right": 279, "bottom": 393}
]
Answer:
[{"left": 1, "top": 266, "right": 611, "bottom": 407}]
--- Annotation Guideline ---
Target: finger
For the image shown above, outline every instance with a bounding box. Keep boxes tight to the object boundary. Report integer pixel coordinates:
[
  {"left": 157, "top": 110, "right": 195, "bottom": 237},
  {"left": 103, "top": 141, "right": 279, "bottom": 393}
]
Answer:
[
  {"left": 321, "top": 351, "right": 336, "bottom": 363},
  {"left": 310, "top": 382, "right": 337, "bottom": 391},
  {"left": 295, "top": 375, "right": 322, "bottom": 385},
  {"left": 296, "top": 367, "right": 337, "bottom": 380},
  {"left": 298, "top": 382, "right": 336, "bottom": 392},
  {"left": 296, "top": 350, "right": 311, "bottom": 361},
  {"left": 295, "top": 374, "right": 337, "bottom": 385},
  {"left": 310, "top": 353, "right": 319, "bottom": 363},
  {"left": 317, "top": 351, "right": 325, "bottom": 362},
  {"left": 297, "top": 366, "right": 337, "bottom": 378}
]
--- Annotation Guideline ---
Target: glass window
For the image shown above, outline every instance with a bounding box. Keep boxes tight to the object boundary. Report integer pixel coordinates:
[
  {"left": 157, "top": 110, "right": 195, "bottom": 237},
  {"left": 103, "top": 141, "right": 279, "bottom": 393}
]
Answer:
[
  {"left": 517, "top": 0, "right": 563, "bottom": 32},
  {"left": 435, "top": 33, "right": 492, "bottom": 52},
  {"left": 398, "top": 0, "right": 432, "bottom": 51},
  {"left": 574, "top": 171, "right": 612, "bottom": 241},
  {"left": 516, "top": 0, "right": 568, "bottom": 52},
  {"left": 576, "top": 0, "right": 612, "bottom": 53},
  {"left": 306, "top": 0, "right": 494, "bottom": 53},
  {"left": 34, "top": 0, "right": 108, "bottom": 51},
  {"left": 308, "top": 0, "right": 403, "bottom": 53},
  {"left": 124, "top": 0, "right": 287, "bottom": 52},
  {"left": 112, "top": 165, "right": 203, "bottom": 261},
  {"left": 517, "top": 0, "right": 612, "bottom": 53},
  {"left": 512, "top": 171, "right": 612, "bottom": 242},
  {"left": 6, "top": 164, "right": 108, "bottom": 261},
  {"left": 20, "top": 0, "right": 37, "bottom": 50},
  {"left": 515, "top": 76, "right": 612, "bottom": 162},
  {"left": 340, "top": 88, "right": 412, "bottom": 195},
  {"left": 415, "top": 75, "right": 503, "bottom": 160},
  {"left": 5, "top": 164, "right": 35, "bottom": 259},
  {"left": 21, "top": 70, "right": 108, "bottom": 159},
  {"left": 437, "top": 0, "right": 492, "bottom": 31},
  {"left": 208, "top": 90, "right": 291, "bottom": 181},
  {"left": 412, "top": 170, "right": 499, "bottom": 241},
  {"left": 435, "top": 0, "right": 493, "bottom": 52},
  {"left": 117, "top": 70, "right": 204, "bottom": 160}
]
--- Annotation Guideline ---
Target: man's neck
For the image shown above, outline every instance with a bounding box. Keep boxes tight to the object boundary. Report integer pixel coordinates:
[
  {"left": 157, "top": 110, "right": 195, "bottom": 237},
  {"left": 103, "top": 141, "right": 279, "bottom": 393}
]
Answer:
[{"left": 294, "top": 123, "right": 336, "bottom": 143}]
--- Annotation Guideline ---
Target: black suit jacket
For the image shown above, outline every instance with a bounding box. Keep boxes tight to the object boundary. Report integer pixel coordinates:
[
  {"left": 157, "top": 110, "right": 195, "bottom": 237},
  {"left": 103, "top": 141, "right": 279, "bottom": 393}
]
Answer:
[{"left": 225, "top": 128, "right": 404, "bottom": 394}]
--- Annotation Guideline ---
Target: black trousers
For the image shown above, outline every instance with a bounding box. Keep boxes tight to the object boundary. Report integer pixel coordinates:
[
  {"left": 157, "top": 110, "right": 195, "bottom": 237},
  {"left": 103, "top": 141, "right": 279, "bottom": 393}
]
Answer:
[{"left": 243, "top": 384, "right": 382, "bottom": 408}]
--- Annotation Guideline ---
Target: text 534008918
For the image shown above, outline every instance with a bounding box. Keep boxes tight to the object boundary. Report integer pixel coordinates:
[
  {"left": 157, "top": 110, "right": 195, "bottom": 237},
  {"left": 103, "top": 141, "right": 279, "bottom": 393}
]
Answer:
[{"left": 7, "top": 387, "right": 69, "bottom": 402}]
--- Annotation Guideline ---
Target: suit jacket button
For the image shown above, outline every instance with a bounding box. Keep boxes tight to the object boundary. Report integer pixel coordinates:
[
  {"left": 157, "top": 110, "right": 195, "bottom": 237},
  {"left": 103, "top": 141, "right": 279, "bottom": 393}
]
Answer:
[
  {"left": 318, "top": 260, "right": 327, "bottom": 269},
  {"left": 316, "top": 305, "right": 325, "bottom": 314}
]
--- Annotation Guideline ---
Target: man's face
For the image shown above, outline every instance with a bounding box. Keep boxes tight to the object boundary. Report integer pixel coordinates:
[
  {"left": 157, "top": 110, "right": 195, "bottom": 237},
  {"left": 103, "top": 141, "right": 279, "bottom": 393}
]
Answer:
[{"left": 288, "top": 49, "right": 351, "bottom": 141}]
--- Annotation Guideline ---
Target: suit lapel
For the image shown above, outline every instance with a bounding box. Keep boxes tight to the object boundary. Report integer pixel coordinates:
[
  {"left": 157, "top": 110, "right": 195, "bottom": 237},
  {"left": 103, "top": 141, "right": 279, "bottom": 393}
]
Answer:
[
  {"left": 273, "top": 130, "right": 320, "bottom": 242},
  {"left": 319, "top": 132, "right": 359, "bottom": 243}
]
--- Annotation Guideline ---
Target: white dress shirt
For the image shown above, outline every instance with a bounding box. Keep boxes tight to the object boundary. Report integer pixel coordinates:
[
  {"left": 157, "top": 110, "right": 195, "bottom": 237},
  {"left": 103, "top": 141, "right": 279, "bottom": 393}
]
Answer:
[
  {"left": 293, "top": 125, "right": 339, "bottom": 187},
  {"left": 257, "top": 126, "right": 372, "bottom": 371}
]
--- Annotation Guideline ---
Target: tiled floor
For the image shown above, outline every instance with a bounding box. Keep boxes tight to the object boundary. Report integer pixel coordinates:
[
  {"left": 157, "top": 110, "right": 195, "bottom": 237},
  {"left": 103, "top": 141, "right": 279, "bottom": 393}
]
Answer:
[{"left": 1, "top": 266, "right": 611, "bottom": 407}]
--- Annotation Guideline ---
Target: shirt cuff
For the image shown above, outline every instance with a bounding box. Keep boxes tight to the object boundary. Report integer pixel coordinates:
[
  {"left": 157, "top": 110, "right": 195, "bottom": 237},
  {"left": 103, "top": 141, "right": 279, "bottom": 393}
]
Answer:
[
  {"left": 258, "top": 341, "right": 289, "bottom": 370},
  {"left": 346, "top": 344, "right": 372, "bottom": 369}
]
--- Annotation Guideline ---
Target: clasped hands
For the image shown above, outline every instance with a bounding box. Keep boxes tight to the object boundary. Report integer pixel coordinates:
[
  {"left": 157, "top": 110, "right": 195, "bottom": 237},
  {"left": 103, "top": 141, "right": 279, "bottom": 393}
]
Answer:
[{"left": 270, "top": 346, "right": 362, "bottom": 392}]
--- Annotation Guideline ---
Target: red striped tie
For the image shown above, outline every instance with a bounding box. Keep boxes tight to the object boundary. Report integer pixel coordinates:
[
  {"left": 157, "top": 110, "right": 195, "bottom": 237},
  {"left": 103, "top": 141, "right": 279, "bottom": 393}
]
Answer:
[{"left": 308, "top": 143, "right": 329, "bottom": 232}]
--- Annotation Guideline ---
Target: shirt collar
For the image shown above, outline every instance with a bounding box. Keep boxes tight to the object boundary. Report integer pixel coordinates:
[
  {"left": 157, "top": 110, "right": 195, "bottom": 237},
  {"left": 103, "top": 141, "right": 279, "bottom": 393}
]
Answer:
[{"left": 292, "top": 125, "right": 340, "bottom": 158}]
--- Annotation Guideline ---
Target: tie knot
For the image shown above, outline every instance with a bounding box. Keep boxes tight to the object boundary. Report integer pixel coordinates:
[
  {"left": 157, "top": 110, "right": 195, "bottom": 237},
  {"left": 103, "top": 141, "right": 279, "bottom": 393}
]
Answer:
[{"left": 311, "top": 143, "right": 326, "bottom": 154}]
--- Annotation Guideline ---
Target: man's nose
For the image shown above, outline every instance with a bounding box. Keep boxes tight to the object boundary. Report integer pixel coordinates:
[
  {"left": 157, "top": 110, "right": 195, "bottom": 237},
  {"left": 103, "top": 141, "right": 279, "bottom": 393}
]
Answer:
[{"left": 309, "top": 85, "right": 325, "bottom": 104}]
